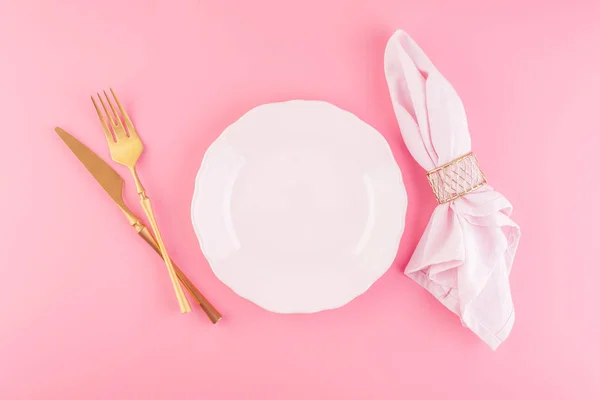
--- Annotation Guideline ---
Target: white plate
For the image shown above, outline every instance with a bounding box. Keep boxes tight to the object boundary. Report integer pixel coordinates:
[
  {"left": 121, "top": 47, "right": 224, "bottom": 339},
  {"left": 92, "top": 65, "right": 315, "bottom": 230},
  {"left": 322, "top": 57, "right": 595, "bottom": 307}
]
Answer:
[{"left": 191, "top": 100, "right": 406, "bottom": 313}]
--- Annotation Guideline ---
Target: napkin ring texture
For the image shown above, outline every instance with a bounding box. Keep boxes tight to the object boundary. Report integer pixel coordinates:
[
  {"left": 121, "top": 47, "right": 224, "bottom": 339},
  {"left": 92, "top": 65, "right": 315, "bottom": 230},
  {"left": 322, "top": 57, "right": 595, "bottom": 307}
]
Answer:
[{"left": 426, "top": 152, "right": 486, "bottom": 204}]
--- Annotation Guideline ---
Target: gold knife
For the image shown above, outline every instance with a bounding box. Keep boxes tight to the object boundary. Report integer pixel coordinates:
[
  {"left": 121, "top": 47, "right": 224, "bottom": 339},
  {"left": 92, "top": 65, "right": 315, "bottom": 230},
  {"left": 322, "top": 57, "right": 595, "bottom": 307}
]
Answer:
[{"left": 55, "top": 127, "right": 222, "bottom": 323}]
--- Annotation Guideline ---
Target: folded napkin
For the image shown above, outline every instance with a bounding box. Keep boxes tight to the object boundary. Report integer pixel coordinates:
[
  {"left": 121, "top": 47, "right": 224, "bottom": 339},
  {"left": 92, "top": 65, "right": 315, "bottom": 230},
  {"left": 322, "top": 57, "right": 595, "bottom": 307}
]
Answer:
[{"left": 384, "top": 30, "right": 521, "bottom": 349}]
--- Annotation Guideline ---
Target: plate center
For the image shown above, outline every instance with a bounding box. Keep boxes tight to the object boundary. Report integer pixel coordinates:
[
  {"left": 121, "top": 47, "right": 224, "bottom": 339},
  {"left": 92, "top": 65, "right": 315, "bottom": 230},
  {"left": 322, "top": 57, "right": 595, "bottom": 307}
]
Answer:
[{"left": 230, "top": 145, "right": 369, "bottom": 266}]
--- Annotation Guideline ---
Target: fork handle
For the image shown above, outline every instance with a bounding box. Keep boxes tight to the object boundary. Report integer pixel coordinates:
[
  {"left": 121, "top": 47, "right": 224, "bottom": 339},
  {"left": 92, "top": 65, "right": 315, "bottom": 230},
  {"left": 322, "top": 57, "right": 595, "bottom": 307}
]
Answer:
[
  {"left": 139, "top": 194, "right": 192, "bottom": 314},
  {"left": 136, "top": 223, "right": 222, "bottom": 323}
]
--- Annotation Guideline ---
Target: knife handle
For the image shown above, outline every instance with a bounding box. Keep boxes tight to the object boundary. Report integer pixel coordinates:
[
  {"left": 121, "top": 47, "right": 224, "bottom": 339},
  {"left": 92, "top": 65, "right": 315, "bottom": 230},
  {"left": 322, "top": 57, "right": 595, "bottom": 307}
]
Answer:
[{"left": 134, "top": 221, "right": 222, "bottom": 324}]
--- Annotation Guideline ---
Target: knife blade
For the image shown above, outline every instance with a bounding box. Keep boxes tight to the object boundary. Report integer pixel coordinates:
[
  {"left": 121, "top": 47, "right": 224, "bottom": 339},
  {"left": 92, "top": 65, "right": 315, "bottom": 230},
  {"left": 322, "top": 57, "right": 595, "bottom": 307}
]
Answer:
[
  {"left": 54, "top": 127, "right": 222, "bottom": 323},
  {"left": 55, "top": 127, "right": 137, "bottom": 223}
]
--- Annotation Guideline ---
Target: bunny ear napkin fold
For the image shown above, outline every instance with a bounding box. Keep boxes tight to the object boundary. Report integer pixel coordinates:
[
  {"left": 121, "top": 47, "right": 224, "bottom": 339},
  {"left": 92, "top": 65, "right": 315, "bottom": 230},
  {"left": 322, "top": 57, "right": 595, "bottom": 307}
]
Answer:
[{"left": 384, "top": 30, "right": 521, "bottom": 350}]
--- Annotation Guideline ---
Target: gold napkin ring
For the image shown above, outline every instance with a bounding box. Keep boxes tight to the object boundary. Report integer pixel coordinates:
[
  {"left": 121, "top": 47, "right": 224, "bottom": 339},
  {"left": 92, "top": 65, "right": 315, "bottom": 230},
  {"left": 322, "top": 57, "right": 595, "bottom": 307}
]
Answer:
[{"left": 426, "top": 152, "right": 487, "bottom": 204}]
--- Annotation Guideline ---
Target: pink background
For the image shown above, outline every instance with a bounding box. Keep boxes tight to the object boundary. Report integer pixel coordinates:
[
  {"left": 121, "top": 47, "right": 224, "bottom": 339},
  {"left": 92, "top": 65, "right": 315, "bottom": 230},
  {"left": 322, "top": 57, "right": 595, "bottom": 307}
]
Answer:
[{"left": 1, "top": 0, "right": 599, "bottom": 398}]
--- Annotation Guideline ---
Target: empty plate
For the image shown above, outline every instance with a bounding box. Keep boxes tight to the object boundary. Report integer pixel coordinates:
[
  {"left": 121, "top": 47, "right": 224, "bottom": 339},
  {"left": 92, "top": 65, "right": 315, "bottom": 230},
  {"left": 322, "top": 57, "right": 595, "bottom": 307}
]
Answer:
[{"left": 191, "top": 100, "right": 406, "bottom": 313}]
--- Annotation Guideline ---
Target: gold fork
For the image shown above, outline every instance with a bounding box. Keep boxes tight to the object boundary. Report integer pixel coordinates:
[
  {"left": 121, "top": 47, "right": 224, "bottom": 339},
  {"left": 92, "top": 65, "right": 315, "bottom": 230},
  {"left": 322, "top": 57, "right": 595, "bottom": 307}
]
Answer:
[{"left": 92, "top": 89, "right": 191, "bottom": 314}]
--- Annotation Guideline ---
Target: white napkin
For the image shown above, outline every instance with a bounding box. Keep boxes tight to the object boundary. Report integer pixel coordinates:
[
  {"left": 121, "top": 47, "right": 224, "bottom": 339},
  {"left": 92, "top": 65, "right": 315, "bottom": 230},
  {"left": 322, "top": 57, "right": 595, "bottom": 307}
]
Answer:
[{"left": 384, "top": 30, "right": 521, "bottom": 349}]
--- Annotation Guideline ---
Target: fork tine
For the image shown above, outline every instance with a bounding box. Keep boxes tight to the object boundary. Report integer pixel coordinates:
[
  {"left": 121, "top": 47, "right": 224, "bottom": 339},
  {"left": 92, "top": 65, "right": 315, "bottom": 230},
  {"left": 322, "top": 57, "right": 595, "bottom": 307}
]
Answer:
[
  {"left": 98, "top": 93, "right": 117, "bottom": 128},
  {"left": 103, "top": 90, "right": 120, "bottom": 125},
  {"left": 110, "top": 88, "right": 137, "bottom": 138},
  {"left": 91, "top": 96, "right": 115, "bottom": 143},
  {"left": 103, "top": 90, "right": 128, "bottom": 140}
]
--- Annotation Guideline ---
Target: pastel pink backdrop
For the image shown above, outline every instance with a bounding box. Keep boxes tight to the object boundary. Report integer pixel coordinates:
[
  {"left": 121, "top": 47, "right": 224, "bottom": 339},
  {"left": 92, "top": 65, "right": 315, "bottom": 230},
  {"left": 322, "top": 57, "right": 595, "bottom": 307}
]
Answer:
[{"left": 0, "top": 0, "right": 598, "bottom": 399}]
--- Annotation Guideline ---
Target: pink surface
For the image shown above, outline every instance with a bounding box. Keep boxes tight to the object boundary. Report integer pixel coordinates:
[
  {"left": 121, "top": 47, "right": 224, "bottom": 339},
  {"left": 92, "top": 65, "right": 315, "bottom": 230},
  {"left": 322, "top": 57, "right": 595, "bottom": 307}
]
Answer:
[{"left": 0, "top": 0, "right": 598, "bottom": 399}]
